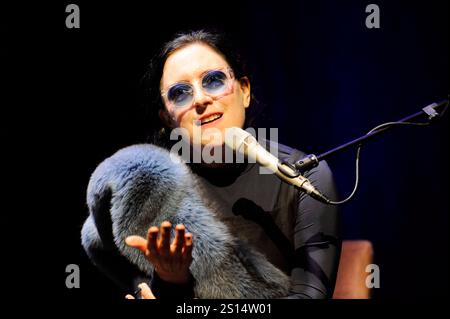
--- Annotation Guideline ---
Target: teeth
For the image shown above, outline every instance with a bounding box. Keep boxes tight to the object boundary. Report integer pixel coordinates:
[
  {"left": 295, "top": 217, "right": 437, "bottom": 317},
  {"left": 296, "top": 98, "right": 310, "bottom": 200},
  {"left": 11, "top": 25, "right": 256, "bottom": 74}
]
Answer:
[{"left": 201, "top": 114, "right": 222, "bottom": 124}]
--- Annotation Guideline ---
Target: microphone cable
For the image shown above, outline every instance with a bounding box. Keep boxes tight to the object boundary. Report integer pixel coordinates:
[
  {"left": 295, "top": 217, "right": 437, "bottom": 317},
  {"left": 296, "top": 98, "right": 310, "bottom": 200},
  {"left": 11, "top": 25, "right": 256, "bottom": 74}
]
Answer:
[{"left": 300, "top": 100, "right": 449, "bottom": 205}]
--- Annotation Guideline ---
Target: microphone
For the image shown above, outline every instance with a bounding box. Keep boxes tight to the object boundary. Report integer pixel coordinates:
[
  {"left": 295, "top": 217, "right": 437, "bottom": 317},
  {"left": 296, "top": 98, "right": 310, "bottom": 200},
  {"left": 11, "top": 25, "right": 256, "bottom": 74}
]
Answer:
[{"left": 224, "top": 127, "right": 331, "bottom": 204}]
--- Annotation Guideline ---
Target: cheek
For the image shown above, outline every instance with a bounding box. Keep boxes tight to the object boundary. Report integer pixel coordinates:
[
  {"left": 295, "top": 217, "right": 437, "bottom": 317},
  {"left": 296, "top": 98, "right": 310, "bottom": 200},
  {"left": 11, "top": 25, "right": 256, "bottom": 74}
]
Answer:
[
  {"left": 178, "top": 111, "right": 194, "bottom": 128},
  {"left": 177, "top": 112, "right": 198, "bottom": 140},
  {"left": 223, "top": 94, "right": 246, "bottom": 125},
  {"left": 172, "top": 108, "right": 191, "bottom": 128}
]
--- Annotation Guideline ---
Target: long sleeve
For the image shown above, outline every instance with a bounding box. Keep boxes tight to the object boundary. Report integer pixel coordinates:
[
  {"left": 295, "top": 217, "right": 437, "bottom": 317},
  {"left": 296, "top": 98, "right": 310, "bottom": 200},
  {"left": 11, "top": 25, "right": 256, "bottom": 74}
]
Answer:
[{"left": 283, "top": 160, "right": 342, "bottom": 298}]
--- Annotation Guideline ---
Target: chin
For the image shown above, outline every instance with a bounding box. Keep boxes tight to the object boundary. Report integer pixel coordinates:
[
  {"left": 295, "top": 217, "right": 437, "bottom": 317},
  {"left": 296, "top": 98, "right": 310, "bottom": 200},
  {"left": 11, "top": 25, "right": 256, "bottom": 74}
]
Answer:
[{"left": 200, "top": 132, "right": 225, "bottom": 147}]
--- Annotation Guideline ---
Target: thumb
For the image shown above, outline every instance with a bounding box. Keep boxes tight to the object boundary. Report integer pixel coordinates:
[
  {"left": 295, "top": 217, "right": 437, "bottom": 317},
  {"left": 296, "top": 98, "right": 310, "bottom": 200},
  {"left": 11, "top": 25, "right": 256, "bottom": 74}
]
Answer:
[
  {"left": 125, "top": 235, "right": 148, "bottom": 253},
  {"left": 138, "top": 283, "right": 156, "bottom": 299}
]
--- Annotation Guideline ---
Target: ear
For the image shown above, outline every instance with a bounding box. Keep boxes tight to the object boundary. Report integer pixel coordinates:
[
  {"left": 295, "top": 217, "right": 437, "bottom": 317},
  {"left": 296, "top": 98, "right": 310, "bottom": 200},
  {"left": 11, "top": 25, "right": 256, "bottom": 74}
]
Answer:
[
  {"left": 158, "top": 109, "right": 175, "bottom": 128},
  {"left": 238, "top": 76, "right": 251, "bottom": 109}
]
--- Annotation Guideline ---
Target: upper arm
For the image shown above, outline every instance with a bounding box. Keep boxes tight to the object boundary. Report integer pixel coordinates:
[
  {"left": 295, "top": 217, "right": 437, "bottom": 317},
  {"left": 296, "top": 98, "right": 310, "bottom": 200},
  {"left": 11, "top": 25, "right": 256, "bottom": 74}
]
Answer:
[{"left": 287, "top": 160, "right": 342, "bottom": 298}]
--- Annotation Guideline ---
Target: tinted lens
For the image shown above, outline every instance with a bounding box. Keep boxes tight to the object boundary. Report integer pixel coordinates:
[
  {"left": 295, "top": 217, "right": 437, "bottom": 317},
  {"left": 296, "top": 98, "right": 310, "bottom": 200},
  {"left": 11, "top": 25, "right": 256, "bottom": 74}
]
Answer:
[
  {"left": 202, "top": 70, "right": 227, "bottom": 94},
  {"left": 167, "top": 83, "right": 193, "bottom": 107}
]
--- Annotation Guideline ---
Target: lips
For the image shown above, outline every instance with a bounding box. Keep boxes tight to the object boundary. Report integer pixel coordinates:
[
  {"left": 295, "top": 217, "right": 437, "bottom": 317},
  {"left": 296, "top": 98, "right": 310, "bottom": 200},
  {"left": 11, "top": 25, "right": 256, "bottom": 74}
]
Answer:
[{"left": 199, "top": 113, "right": 223, "bottom": 125}]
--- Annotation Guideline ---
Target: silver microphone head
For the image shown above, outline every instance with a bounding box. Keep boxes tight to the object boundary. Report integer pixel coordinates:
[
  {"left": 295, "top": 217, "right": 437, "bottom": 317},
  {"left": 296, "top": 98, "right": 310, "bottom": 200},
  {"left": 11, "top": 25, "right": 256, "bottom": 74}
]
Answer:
[{"left": 224, "top": 127, "right": 255, "bottom": 154}]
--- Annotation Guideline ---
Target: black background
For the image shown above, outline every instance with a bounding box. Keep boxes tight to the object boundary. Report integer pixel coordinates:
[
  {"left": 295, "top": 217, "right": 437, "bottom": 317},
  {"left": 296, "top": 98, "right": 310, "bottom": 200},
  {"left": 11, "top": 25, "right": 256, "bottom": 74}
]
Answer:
[{"left": 4, "top": 0, "right": 448, "bottom": 301}]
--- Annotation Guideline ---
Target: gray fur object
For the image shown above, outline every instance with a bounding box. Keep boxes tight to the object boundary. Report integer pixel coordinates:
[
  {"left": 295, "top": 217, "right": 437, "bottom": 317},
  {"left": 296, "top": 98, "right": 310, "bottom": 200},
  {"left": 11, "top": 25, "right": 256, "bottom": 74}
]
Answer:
[{"left": 81, "top": 144, "right": 290, "bottom": 298}]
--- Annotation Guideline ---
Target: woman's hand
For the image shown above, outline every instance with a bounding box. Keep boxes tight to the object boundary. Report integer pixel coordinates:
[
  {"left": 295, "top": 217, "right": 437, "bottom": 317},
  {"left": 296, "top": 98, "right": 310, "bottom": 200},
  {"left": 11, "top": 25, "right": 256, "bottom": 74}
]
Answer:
[
  {"left": 125, "top": 283, "right": 156, "bottom": 299},
  {"left": 125, "top": 221, "right": 193, "bottom": 284}
]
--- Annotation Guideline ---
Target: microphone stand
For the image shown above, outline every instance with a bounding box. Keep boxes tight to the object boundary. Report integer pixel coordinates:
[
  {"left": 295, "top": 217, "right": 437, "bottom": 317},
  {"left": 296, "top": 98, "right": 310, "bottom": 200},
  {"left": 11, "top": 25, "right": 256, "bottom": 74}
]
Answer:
[{"left": 293, "top": 99, "right": 449, "bottom": 173}]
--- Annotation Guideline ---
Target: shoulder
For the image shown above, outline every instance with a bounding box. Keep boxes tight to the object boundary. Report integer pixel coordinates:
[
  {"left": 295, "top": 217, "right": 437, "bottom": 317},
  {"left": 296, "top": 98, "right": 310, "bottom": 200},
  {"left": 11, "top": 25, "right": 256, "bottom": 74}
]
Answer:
[{"left": 261, "top": 138, "right": 306, "bottom": 162}]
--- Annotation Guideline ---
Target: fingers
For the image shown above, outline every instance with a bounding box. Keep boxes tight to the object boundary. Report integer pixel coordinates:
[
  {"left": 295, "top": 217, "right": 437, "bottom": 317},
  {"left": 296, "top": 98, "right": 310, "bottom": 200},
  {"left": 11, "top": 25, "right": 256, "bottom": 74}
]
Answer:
[
  {"left": 127, "top": 222, "right": 192, "bottom": 266},
  {"left": 172, "top": 224, "right": 185, "bottom": 255},
  {"left": 146, "top": 226, "right": 159, "bottom": 257},
  {"left": 182, "top": 232, "right": 193, "bottom": 263},
  {"left": 125, "top": 283, "right": 156, "bottom": 300},
  {"left": 159, "top": 221, "right": 172, "bottom": 255},
  {"left": 139, "top": 283, "right": 156, "bottom": 299},
  {"left": 125, "top": 235, "right": 147, "bottom": 253}
]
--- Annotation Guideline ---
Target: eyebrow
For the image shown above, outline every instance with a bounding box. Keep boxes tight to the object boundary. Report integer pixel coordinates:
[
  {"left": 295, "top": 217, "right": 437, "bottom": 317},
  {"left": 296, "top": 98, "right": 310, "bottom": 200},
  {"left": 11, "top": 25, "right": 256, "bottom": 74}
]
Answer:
[{"left": 163, "top": 66, "right": 227, "bottom": 89}]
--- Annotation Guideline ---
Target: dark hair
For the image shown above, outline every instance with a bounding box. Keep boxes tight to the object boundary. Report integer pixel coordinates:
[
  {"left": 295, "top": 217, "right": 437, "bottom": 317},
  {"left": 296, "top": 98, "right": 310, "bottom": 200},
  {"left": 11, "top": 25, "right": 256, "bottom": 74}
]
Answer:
[{"left": 139, "top": 29, "right": 259, "bottom": 147}]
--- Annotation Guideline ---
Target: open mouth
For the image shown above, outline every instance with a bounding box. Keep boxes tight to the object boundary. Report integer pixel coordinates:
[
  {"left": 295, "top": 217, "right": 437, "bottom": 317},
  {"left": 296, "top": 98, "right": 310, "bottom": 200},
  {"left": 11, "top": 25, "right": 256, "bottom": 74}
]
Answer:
[{"left": 201, "top": 113, "right": 223, "bottom": 125}]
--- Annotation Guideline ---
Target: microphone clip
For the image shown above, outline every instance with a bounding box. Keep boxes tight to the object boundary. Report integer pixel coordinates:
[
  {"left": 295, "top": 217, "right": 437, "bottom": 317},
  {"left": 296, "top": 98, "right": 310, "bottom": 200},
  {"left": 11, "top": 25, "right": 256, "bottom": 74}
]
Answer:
[
  {"left": 278, "top": 154, "right": 320, "bottom": 178},
  {"left": 293, "top": 154, "right": 320, "bottom": 173}
]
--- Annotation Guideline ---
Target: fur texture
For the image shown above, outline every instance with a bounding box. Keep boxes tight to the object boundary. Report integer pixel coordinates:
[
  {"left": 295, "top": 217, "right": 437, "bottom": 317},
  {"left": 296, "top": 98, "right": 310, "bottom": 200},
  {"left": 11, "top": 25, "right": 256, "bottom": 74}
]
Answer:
[{"left": 81, "top": 144, "right": 290, "bottom": 298}]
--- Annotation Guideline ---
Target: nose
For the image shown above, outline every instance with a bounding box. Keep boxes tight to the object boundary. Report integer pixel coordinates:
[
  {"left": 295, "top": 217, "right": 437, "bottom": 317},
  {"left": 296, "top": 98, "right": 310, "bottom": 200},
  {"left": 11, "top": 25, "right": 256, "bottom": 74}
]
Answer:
[{"left": 192, "top": 85, "right": 213, "bottom": 114}]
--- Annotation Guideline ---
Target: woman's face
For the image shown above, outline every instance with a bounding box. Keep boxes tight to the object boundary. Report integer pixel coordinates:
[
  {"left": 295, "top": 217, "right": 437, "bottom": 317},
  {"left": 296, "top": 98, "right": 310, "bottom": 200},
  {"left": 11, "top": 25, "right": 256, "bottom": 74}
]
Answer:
[{"left": 159, "top": 43, "right": 251, "bottom": 146}]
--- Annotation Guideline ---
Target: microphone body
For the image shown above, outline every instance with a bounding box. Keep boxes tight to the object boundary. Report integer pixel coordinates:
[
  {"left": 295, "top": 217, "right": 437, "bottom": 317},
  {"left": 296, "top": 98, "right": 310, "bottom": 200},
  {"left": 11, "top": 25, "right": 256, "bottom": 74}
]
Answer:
[{"left": 225, "top": 127, "right": 330, "bottom": 204}]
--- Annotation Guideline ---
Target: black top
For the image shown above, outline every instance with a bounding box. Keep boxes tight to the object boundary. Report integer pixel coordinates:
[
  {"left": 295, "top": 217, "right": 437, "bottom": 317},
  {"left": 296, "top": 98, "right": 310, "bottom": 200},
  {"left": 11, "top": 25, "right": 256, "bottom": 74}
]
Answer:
[{"left": 152, "top": 141, "right": 342, "bottom": 299}]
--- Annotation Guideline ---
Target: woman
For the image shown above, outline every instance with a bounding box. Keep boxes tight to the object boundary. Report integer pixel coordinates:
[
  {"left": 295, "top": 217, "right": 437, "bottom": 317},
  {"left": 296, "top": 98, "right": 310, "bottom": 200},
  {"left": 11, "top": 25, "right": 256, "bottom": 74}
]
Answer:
[{"left": 87, "top": 30, "right": 341, "bottom": 299}]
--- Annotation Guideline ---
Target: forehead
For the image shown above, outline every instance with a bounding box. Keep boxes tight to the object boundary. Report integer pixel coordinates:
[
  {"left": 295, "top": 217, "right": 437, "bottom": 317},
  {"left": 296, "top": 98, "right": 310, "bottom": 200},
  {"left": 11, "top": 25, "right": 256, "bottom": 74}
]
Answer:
[{"left": 161, "top": 43, "right": 229, "bottom": 87}]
